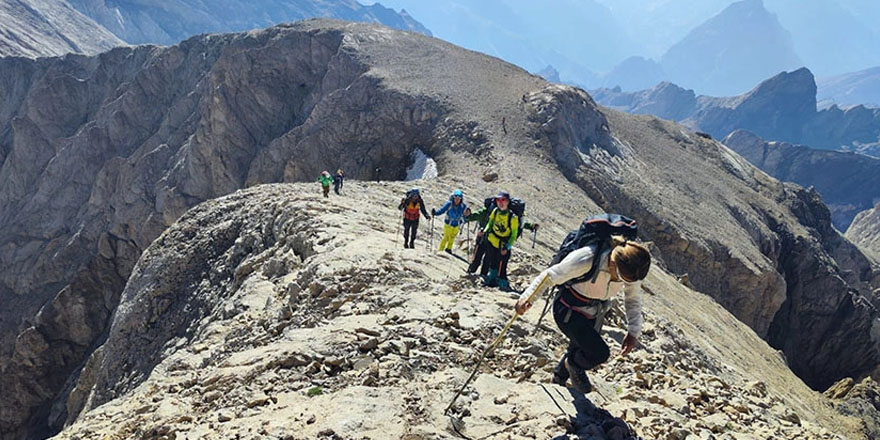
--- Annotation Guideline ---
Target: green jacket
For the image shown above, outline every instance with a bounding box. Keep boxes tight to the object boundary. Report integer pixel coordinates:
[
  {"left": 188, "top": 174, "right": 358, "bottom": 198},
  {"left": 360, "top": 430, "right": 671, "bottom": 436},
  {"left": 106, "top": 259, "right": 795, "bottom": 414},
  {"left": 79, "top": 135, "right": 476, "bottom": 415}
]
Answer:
[
  {"left": 484, "top": 208, "right": 519, "bottom": 249},
  {"left": 318, "top": 175, "right": 333, "bottom": 187},
  {"left": 466, "top": 206, "right": 537, "bottom": 230}
]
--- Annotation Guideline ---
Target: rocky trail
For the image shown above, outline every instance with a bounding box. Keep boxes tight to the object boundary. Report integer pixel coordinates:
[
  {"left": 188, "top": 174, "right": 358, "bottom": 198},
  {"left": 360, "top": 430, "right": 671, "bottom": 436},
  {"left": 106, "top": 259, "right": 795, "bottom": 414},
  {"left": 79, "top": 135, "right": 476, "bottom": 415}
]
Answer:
[{"left": 55, "top": 181, "right": 865, "bottom": 440}]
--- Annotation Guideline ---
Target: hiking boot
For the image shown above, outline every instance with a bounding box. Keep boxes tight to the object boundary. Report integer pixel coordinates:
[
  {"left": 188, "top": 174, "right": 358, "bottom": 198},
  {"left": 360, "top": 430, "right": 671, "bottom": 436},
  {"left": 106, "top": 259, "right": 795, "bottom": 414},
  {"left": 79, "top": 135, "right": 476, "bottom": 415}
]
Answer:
[
  {"left": 552, "top": 355, "right": 570, "bottom": 386},
  {"left": 565, "top": 357, "right": 592, "bottom": 393},
  {"left": 497, "top": 278, "right": 511, "bottom": 291},
  {"left": 482, "top": 269, "right": 498, "bottom": 287}
]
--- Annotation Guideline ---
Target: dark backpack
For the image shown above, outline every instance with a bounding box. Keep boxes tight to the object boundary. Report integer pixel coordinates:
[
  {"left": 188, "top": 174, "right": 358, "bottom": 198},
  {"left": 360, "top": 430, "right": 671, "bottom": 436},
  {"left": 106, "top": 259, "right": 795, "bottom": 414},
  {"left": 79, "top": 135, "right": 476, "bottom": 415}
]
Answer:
[
  {"left": 552, "top": 214, "right": 638, "bottom": 284},
  {"left": 483, "top": 197, "right": 526, "bottom": 234}
]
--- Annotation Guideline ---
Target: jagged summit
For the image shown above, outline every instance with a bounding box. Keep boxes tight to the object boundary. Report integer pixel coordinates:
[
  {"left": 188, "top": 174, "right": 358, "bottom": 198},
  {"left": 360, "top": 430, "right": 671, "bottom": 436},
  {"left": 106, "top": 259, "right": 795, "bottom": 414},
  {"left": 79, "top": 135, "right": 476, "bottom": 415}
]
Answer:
[
  {"left": 659, "top": 0, "right": 802, "bottom": 96},
  {"left": 0, "top": 19, "right": 878, "bottom": 439}
]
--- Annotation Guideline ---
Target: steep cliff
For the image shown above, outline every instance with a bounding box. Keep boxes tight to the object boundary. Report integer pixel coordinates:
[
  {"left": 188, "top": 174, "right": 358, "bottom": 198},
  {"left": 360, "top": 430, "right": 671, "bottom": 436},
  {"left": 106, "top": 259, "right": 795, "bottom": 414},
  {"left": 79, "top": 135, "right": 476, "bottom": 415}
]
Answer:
[{"left": 723, "top": 129, "right": 880, "bottom": 230}]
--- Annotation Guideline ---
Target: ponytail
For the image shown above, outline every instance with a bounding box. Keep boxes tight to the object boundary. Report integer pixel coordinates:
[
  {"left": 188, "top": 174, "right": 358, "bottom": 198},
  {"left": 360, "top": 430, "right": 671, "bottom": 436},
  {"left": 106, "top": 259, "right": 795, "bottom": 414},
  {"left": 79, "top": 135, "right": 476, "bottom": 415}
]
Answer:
[{"left": 611, "top": 238, "right": 651, "bottom": 282}]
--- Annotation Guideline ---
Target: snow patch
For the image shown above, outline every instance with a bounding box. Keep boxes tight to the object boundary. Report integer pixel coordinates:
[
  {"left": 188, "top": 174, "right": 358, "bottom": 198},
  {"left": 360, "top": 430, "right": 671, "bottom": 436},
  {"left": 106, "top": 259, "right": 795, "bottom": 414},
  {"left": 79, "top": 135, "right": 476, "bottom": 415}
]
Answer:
[{"left": 405, "top": 148, "right": 437, "bottom": 181}]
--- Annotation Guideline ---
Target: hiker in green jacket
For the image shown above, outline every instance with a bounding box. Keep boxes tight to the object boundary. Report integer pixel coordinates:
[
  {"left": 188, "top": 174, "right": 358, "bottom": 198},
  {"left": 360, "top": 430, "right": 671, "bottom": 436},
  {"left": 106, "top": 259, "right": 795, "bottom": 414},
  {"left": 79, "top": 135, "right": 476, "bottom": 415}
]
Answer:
[
  {"left": 318, "top": 171, "right": 333, "bottom": 198},
  {"left": 466, "top": 198, "right": 538, "bottom": 277},
  {"left": 481, "top": 191, "right": 520, "bottom": 290}
]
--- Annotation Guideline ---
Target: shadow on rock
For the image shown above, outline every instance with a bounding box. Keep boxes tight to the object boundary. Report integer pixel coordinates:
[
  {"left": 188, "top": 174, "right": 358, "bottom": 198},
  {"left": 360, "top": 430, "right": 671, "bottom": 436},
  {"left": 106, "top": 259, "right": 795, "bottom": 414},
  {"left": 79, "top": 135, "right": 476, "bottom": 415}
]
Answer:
[{"left": 543, "top": 385, "right": 640, "bottom": 440}]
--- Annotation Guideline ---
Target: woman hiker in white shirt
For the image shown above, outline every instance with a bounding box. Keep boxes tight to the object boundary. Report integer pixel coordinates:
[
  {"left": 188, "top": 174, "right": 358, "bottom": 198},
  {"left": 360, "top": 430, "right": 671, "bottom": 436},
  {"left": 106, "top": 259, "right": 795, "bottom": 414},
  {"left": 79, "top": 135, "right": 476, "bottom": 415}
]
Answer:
[{"left": 515, "top": 236, "right": 651, "bottom": 393}]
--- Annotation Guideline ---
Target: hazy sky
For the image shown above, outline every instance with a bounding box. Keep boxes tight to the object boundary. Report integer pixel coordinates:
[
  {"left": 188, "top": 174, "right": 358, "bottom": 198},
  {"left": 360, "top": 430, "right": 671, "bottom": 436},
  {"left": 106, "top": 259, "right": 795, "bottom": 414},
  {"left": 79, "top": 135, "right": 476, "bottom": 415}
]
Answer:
[{"left": 372, "top": 0, "right": 880, "bottom": 81}]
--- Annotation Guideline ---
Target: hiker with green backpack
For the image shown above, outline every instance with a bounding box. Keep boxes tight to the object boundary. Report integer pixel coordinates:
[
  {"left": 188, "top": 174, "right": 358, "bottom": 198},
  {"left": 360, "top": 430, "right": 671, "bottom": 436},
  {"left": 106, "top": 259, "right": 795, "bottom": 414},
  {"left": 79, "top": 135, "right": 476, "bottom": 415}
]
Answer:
[
  {"left": 514, "top": 214, "right": 651, "bottom": 393},
  {"left": 318, "top": 171, "right": 333, "bottom": 198}
]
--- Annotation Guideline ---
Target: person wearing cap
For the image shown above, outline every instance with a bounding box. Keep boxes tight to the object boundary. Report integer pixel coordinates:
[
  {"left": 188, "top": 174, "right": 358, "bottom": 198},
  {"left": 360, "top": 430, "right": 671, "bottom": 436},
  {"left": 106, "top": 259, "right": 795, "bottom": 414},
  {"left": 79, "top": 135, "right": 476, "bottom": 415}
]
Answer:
[
  {"left": 318, "top": 171, "right": 333, "bottom": 198},
  {"left": 432, "top": 189, "right": 470, "bottom": 254},
  {"left": 465, "top": 197, "right": 539, "bottom": 276},
  {"left": 481, "top": 191, "right": 518, "bottom": 289}
]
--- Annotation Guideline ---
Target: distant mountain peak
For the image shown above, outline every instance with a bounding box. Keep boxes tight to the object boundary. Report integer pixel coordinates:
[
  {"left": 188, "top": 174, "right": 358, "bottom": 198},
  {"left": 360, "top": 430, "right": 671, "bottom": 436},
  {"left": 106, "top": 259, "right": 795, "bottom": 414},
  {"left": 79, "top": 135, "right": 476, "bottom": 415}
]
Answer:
[{"left": 658, "top": 0, "right": 801, "bottom": 96}]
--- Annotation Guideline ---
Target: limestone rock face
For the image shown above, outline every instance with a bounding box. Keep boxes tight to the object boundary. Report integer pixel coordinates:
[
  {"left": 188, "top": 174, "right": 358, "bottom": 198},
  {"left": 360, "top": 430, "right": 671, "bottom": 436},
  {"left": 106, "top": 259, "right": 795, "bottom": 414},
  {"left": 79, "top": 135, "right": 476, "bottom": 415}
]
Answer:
[
  {"left": 0, "top": 20, "right": 491, "bottom": 438},
  {"left": 847, "top": 204, "right": 880, "bottom": 261},
  {"left": 0, "top": 0, "right": 124, "bottom": 58},
  {"left": 723, "top": 129, "right": 880, "bottom": 230},
  {"left": 529, "top": 93, "right": 879, "bottom": 390}
]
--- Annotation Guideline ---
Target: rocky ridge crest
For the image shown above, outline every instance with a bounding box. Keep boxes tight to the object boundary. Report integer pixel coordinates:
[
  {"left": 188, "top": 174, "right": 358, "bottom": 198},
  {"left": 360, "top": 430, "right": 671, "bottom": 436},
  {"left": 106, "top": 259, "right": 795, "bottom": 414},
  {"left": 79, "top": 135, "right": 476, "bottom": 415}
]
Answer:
[{"left": 56, "top": 182, "right": 859, "bottom": 439}]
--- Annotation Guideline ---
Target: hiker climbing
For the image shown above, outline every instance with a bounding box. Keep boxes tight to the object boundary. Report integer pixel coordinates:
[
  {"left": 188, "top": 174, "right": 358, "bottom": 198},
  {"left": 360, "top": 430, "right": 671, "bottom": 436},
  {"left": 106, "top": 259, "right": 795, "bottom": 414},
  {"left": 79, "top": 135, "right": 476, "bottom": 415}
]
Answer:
[
  {"left": 481, "top": 191, "right": 521, "bottom": 291},
  {"left": 466, "top": 195, "right": 538, "bottom": 277},
  {"left": 318, "top": 171, "right": 333, "bottom": 198},
  {"left": 375, "top": 167, "right": 382, "bottom": 182},
  {"left": 431, "top": 190, "right": 470, "bottom": 254},
  {"left": 514, "top": 214, "right": 651, "bottom": 393},
  {"left": 398, "top": 188, "right": 431, "bottom": 249},
  {"left": 333, "top": 169, "right": 345, "bottom": 195}
]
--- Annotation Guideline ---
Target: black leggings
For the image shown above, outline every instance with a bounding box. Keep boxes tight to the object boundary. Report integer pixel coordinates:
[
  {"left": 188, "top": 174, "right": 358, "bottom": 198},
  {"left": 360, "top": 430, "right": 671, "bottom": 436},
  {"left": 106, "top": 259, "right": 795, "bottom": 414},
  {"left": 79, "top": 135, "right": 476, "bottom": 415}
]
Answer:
[
  {"left": 469, "top": 236, "right": 487, "bottom": 274},
  {"left": 403, "top": 219, "right": 419, "bottom": 246},
  {"left": 553, "top": 297, "right": 610, "bottom": 371}
]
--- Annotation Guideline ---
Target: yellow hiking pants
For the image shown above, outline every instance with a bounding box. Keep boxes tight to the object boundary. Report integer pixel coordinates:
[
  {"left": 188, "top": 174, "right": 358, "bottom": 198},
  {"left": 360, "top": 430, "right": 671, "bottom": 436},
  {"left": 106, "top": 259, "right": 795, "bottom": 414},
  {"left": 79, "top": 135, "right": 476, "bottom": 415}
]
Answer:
[{"left": 438, "top": 224, "right": 461, "bottom": 251}]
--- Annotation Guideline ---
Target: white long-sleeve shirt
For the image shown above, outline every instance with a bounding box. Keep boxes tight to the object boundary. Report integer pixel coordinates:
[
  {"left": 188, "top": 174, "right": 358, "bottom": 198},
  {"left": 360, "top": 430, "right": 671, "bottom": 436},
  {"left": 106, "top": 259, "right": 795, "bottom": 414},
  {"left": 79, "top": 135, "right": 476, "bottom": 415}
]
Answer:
[{"left": 519, "top": 244, "right": 644, "bottom": 337}]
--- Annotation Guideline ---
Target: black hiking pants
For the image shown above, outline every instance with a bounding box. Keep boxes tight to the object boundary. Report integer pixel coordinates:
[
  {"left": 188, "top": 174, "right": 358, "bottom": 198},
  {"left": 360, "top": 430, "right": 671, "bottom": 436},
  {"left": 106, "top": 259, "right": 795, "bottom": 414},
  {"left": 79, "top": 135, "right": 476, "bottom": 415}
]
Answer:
[
  {"left": 469, "top": 234, "right": 487, "bottom": 274},
  {"left": 403, "top": 218, "right": 419, "bottom": 247},
  {"left": 552, "top": 296, "right": 610, "bottom": 371},
  {"left": 334, "top": 182, "right": 341, "bottom": 195},
  {"left": 483, "top": 243, "right": 511, "bottom": 278}
]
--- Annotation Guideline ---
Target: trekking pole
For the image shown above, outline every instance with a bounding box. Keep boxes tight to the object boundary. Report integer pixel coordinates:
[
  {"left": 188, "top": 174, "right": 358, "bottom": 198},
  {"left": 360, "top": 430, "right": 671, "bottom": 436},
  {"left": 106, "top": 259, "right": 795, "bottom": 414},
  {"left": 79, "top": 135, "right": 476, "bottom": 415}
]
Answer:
[
  {"left": 444, "top": 275, "right": 552, "bottom": 414},
  {"left": 466, "top": 221, "right": 471, "bottom": 256},
  {"left": 430, "top": 215, "right": 435, "bottom": 250},
  {"left": 535, "top": 292, "right": 553, "bottom": 332}
]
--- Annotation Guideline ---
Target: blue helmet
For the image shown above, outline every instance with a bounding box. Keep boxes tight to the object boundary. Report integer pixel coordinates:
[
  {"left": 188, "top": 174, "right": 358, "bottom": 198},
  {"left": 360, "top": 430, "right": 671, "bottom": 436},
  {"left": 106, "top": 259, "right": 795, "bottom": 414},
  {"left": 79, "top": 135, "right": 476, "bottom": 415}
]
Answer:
[{"left": 452, "top": 189, "right": 463, "bottom": 198}]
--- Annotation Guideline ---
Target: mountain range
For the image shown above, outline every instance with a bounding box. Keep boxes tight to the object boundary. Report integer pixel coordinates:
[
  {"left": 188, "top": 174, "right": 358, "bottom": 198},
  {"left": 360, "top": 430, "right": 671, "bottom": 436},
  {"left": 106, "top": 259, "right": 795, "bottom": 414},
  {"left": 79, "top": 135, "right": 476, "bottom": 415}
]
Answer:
[
  {"left": 818, "top": 67, "right": 880, "bottom": 108},
  {"left": 1, "top": 19, "right": 878, "bottom": 439},
  {"left": 592, "top": 68, "right": 880, "bottom": 157},
  {"left": 0, "top": 0, "right": 429, "bottom": 59},
  {"left": 0, "top": 0, "right": 123, "bottom": 58},
  {"left": 67, "top": 0, "right": 430, "bottom": 45}
]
